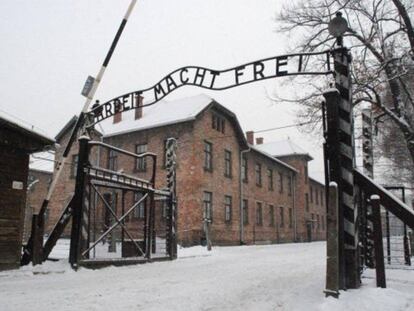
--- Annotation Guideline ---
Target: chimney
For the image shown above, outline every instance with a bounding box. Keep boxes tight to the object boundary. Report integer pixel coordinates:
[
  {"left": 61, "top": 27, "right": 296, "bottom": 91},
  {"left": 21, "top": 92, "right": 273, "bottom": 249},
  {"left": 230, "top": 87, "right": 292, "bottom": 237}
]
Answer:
[
  {"left": 256, "top": 137, "right": 264, "bottom": 145},
  {"left": 246, "top": 131, "right": 254, "bottom": 145},
  {"left": 113, "top": 102, "right": 122, "bottom": 124},
  {"left": 135, "top": 94, "right": 144, "bottom": 120}
]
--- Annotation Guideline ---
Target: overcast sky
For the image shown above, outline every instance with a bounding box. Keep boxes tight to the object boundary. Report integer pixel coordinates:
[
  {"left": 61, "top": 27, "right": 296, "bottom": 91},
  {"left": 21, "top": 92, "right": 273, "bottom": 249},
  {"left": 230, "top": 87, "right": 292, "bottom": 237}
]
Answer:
[{"left": 0, "top": 0, "right": 327, "bottom": 180}]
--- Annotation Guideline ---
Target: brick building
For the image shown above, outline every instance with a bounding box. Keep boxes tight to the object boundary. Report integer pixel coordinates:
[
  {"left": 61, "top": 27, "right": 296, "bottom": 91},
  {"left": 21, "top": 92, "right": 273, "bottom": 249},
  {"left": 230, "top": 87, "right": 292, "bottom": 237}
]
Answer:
[
  {"left": 0, "top": 114, "right": 54, "bottom": 270},
  {"left": 46, "top": 94, "right": 326, "bottom": 246},
  {"left": 45, "top": 115, "right": 101, "bottom": 235},
  {"left": 23, "top": 169, "right": 52, "bottom": 242}
]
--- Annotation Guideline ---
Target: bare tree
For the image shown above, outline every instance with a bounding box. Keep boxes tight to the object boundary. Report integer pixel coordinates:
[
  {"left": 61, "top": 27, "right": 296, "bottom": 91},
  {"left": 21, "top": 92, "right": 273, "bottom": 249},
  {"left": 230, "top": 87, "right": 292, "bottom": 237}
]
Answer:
[{"left": 276, "top": 0, "right": 414, "bottom": 181}]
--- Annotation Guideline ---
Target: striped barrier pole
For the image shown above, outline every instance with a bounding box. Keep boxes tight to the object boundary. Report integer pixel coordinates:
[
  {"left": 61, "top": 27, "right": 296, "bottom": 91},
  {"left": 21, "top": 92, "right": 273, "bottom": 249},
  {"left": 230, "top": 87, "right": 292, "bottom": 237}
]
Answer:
[
  {"left": 333, "top": 47, "right": 359, "bottom": 289},
  {"left": 361, "top": 108, "right": 375, "bottom": 269}
]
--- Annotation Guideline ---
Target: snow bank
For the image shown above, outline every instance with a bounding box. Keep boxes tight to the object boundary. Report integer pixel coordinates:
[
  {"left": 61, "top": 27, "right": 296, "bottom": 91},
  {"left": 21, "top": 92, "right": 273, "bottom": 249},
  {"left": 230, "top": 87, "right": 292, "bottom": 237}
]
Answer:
[
  {"left": 320, "top": 287, "right": 413, "bottom": 311},
  {"left": 1, "top": 242, "right": 413, "bottom": 311}
]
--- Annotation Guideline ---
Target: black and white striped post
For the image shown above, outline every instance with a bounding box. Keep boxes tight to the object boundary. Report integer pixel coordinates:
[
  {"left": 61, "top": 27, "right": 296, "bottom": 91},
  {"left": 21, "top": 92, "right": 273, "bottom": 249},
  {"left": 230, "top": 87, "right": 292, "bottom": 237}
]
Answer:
[
  {"left": 361, "top": 108, "right": 375, "bottom": 268},
  {"left": 165, "top": 138, "right": 178, "bottom": 259},
  {"left": 326, "top": 12, "right": 360, "bottom": 289},
  {"left": 21, "top": 0, "right": 138, "bottom": 266}
]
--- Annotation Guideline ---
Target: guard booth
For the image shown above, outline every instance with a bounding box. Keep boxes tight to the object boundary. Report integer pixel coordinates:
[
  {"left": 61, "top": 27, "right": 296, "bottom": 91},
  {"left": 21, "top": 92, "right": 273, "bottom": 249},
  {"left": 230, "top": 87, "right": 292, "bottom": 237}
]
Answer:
[{"left": 0, "top": 114, "right": 54, "bottom": 271}]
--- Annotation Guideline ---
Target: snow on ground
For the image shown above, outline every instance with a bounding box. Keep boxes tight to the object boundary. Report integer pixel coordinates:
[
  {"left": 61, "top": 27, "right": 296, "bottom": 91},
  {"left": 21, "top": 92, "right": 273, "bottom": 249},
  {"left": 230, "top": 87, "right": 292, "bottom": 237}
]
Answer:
[{"left": 1, "top": 242, "right": 413, "bottom": 311}]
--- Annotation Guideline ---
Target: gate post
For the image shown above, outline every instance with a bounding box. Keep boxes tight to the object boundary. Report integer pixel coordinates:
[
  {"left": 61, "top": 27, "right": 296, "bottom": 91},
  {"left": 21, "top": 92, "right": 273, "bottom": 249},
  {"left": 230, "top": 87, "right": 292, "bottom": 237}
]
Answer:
[
  {"left": 333, "top": 46, "right": 359, "bottom": 289},
  {"left": 166, "top": 138, "right": 178, "bottom": 259},
  {"left": 362, "top": 108, "right": 375, "bottom": 268},
  {"left": 324, "top": 88, "right": 345, "bottom": 289},
  {"left": 371, "top": 195, "right": 386, "bottom": 288},
  {"left": 324, "top": 182, "right": 340, "bottom": 298},
  {"left": 69, "top": 135, "right": 90, "bottom": 268}
]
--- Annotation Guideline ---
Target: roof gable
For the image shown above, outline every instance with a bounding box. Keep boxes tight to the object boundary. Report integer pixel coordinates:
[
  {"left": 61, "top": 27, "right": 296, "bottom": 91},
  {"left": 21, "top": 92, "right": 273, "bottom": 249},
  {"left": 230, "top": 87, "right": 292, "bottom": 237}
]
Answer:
[{"left": 55, "top": 115, "right": 78, "bottom": 141}]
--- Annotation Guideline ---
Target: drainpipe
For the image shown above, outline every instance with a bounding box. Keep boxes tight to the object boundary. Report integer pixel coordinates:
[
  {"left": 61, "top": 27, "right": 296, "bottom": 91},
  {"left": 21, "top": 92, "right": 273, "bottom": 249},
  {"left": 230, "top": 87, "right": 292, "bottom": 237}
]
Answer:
[
  {"left": 292, "top": 172, "right": 298, "bottom": 242},
  {"left": 239, "top": 147, "right": 250, "bottom": 245}
]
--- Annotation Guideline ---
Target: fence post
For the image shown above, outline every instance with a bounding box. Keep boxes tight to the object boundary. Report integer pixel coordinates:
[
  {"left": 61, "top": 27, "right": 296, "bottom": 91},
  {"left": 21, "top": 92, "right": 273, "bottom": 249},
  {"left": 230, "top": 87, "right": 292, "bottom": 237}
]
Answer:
[
  {"left": 362, "top": 108, "right": 375, "bottom": 269},
  {"left": 30, "top": 214, "right": 44, "bottom": 265},
  {"left": 166, "top": 138, "right": 178, "bottom": 259},
  {"left": 371, "top": 195, "right": 386, "bottom": 288},
  {"left": 69, "top": 135, "right": 90, "bottom": 268},
  {"left": 385, "top": 211, "right": 391, "bottom": 265},
  {"left": 324, "top": 88, "right": 345, "bottom": 289},
  {"left": 324, "top": 182, "right": 340, "bottom": 298}
]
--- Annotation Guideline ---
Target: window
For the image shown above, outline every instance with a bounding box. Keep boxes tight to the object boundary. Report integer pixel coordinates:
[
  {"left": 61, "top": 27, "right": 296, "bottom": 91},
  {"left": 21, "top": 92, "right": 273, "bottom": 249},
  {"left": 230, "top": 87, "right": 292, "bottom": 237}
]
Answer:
[
  {"left": 279, "top": 207, "right": 284, "bottom": 228},
  {"left": 134, "top": 192, "right": 146, "bottom": 219},
  {"left": 321, "top": 190, "right": 324, "bottom": 206},
  {"left": 322, "top": 216, "right": 325, "bottom": 230},
  {"left": 224, "top": 195, "right": 232, "bottom": 223},
  {"left": 288, "top": 175, "right": 292, "bottom": 196},
  {"left": 289, "top": 208, "right": 293, "bottom": 228},
  {"left": 108, "top": 150, "right": 117, "bottom": 171},
  {"left": 316, "top": 214, "right": 320, "bottom": 230},
  {"left": 203, "top": 191, "right": 213, "bottom": 221},
  {"left": 204, "top": 141, "right": 213, "bottom": 171},
  {"left": 71, "top": 154, "right": 79, "bottom": 178},
  {"left": 269, "top": 205, "right": 275, "bottom": 226},
  {"left": 135, "top": 144, "right": 147, "bottom": 171},
  {"left": 28, "top": 175, "right": 35, "bottom": 183},
  {"left": 316, "top": 189, "right": 319, "bottom": 205},
  {"left": 305, "top": 193, "right": 309, "bottom": 212},
  {"left": 212, "top": 114, "right": 225, "bottom": 133},
  {"left": 256, "top": 202, "right": 263, "bottom": 226},
  {"left": 103, "top": 193, "right": 114, "bottom": 227},
  {"left": 255, "top": 163, "right": 262, "bottom": 186},
  {"left": 161, "top": 200, "right": 168, "bottom": 219},
  {"left": 311, "top": 213, "right": 315, "bottom": 230},
  {"left": 224, "top": 150, "right": 232, "bottom": 177},
  {"left": 242, "top": 199, "right": 248, "bottom": 225},
  {"left": 241, "top": 155, "right": 248, "bottom": 182},
  {"left": 279, "top": 172, "right": 283, "bottom": 193},
  {"left": 163, "top": 140, "right": 168, "bottom": 168},
  {"left": 310, "top": 186, "right": 313, "bottom": 203},
  {"left": 267, "top": 169, "right": 273, "bottom": 191}
]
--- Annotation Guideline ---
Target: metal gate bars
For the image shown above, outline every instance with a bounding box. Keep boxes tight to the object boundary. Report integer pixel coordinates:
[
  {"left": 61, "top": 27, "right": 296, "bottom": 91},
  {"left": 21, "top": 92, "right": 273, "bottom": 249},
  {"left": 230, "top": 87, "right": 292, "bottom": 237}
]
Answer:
[{"left": 69, "top": 135, "right": 177, "bottom": 268}]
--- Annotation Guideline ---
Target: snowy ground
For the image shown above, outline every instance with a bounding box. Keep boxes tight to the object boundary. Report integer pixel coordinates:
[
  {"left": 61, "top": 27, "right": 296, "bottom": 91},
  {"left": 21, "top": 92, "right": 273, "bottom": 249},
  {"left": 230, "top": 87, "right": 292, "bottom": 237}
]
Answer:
[{"left": 1, "top": 242, "right": 413, "bottom": 311}]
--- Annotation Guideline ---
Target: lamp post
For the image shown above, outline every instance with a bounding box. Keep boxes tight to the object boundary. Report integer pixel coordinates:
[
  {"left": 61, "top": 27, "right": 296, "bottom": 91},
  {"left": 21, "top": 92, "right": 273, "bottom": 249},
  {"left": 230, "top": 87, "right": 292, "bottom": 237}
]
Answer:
[
  {"left": 328, "top": 12, "right": 348, "bottom": 47},
  {"left": 325, "top": 11, "right": 360, "bottom": 289}
]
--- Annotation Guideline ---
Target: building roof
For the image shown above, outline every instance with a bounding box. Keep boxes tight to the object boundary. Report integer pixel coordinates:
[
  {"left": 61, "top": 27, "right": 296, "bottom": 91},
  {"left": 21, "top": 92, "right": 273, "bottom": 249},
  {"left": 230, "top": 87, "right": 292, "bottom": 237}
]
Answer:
[
  {"left": 249, "top": 145, "right": 298, "bottom": 173},
  {"left": 0, "top": 112, "right": 55, "bottom": 152},
  {"left": 309, "top": 176, "right": 325, "bottom": 187},
  {"left": 55, "top": 115, "right": 78, "bottom": 141},
  {"left": 101, "top": 94, "right": 215, "bottom": 137},
  {"left": 254, "top": 138, "right": 314, "bottom": 161}
]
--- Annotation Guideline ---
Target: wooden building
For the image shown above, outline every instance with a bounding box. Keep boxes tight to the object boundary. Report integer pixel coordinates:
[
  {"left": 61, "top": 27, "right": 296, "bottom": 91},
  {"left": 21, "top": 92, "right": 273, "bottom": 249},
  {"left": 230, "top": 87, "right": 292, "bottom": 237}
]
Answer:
[{"left": 0, "top": 114, "right": 54, "bottom": 271}]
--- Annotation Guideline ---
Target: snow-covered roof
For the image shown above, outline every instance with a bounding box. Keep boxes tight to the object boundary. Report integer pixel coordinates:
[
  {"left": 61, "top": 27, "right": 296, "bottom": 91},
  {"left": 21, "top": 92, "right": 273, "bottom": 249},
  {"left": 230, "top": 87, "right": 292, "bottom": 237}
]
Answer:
[
  {"left": 254, "top": 139, "right": 313, "bottom": 160},
  {"left": 249, "top": 145, "right": 298, "bottom": 173},
  {"left": 101, "top": 94, "right": 214, "bottom": 137},
  {"left": 309, "top": 176, "right": 325, "bottom": 187},
  {"left": 0, "top": 111, "right": 55, "bottom": 147}
]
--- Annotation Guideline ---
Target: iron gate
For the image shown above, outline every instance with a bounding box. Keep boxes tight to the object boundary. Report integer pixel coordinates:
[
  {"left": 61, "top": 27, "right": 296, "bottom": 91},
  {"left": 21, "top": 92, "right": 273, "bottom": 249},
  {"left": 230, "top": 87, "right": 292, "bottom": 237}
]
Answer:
[{"left": 69, "top": 136, "right": 177, "bottom": 268}]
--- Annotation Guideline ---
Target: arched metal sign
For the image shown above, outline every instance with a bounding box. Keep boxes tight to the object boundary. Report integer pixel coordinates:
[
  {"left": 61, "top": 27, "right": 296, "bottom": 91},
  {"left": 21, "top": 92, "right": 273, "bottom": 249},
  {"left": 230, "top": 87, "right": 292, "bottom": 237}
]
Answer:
[{"left": 87, "top": 49, "right": 334, "bottom": 126}]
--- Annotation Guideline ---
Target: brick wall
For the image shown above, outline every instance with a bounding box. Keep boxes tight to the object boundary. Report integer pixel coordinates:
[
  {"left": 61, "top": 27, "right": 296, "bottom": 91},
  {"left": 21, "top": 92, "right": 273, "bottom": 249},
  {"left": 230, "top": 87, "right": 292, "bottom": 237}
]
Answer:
[{"left": 23, "top": 169, "right": 52, "bottom": 242}]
